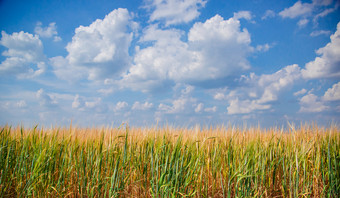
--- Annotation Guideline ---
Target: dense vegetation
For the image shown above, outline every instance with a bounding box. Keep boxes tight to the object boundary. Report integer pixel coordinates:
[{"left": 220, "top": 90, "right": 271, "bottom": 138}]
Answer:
[{"left": 0, "top": 124, "right": 339, "bottom": 197}]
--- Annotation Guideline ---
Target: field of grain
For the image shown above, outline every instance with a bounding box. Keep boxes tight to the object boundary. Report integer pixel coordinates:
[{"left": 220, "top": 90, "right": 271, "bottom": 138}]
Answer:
[{"left": 0, "top": 124, "right": 339, "bottom": 197}]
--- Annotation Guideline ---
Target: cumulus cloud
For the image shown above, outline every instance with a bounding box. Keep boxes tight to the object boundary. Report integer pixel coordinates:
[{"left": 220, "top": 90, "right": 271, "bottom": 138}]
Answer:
[
  {"left": 187, "top": 14, "right": 253, "bottom": 80},
  {"left": 49, "top": 56, "right": 85, "bottom": 82},
  {"left": 120, "top": 26, "right": 192, "bottom": 92},
  {"left": 214, "top": 92, "right": 228, "bottom": 100},
  {"left": 51, "top": 8, "right": 137, "bottom": 81},
  {"left": 34, "top": 22, "right": 61, "bottom": 41},
  {"left": 121, "top": 14, "right": 253, "bottom": 92},
  {"left": 1, "top": 31, "right": 43, "bottom": 62},
  {"left": 299, "top": 93, "right": 329, "bottom": 112},
  {"left": 115, "top": 101, "right": 129, "bottom": 111},
  {"left": 302, "top": 22, "right": 340, "bottom": 79},
  {"left": 297, "top": 82, "right": 340, "bottom": 113},
  {"left": 0, "top": 31, "right": 46, "bottom": 77},
  {"left": 72, "top": 94, "right": 106, "bottom": 113},
  {"left": 18, "top": 61, "right": 47, "bottom": 79},
  {"left": 323, "top": 82, "right": 340, "bottom": 101},
  {"left": 72, "top": 94, "right": 85, "bottom": 109},
  {"left": 226, "top": 64, "right": 302, "bottom": 114},
  {"left": 157, "top": 85, "right": 198, "bottom": 115},
  {"left": 36, "top": 89, "right": 57, "bottom": 107},
  {"left": 227, "top": 99, "right": 270, "bottom": 115},
  {"left": 146, "top": 0, "right": 207, "bottom": 26},
  {"left": 132, "top": 101, "right": 153, "bottom": 110},
  {"left": 257, "top": 64, "right": 302, "bottom": 103},
  {"left": 84, "top": 98, "right": 105, "bottom": 112},
  {"left": 158, "top": 97, "right": 197, "bottom": 114}
]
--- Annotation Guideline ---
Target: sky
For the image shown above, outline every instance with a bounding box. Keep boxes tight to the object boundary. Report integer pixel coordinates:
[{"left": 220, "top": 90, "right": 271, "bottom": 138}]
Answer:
[{"left": 0, "top": 0, "right": 340, "bottom": 128}]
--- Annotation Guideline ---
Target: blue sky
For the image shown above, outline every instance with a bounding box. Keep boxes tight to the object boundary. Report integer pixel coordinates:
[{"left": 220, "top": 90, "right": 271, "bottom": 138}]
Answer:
[{"left": 0, "top": 0, "right": 340, "bottom": 127}]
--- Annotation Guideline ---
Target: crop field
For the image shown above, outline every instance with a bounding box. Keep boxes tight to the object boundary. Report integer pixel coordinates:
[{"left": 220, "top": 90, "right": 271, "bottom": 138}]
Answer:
[{"left": 0, "top": 124, "right": 339, "bottom": 197}]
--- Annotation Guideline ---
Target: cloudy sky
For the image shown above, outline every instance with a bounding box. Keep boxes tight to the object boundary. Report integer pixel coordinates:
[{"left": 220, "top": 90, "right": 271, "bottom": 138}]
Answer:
[{"left": 0, "top": 0, "right": 339, "bottom": 127}]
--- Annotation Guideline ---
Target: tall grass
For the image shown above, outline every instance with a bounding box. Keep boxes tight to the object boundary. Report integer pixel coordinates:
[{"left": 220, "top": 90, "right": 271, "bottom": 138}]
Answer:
[{"left": 0, "top": 124, "right": 339, "bottom": 197}]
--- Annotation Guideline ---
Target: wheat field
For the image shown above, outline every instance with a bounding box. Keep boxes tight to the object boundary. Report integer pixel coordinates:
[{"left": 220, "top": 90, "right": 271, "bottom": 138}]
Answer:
[{"left": 0, "top": 124, "right": 339, "bottom": 197}]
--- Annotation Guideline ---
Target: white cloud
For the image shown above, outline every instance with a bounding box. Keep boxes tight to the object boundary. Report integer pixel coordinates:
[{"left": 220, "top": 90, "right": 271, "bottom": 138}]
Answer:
[
  {"left": 121, "top": 14, "right": 253, "bottom": 92},
  {"left": 72, "top": 94, "right": 85, "bottom": 109},
  {"left": 313, "top": 0, "right": 333, "bottom": 6},
  {"left": 115, "top": 101, "right": 129, "bottom": 111},
  {"left": 195, "top": 103, "right": 204, "bottom": 113},
  {"left": 294, "top": 88, "right": 307, "bottom": 96},
  {"left": 132, "top": 101, "right": 153, "bottom": 110},
  {"left": 85, "top": 98, "right": 103, "bottom": 110},
  {"left": 279, "top": 0, "right": 338, "bottom": 26},
  {"left": 298, "top": 18, "right": 309, "bottom": 27},
  {"left": 256, "top": 43, "right": 273, "bottom": 52},
  {"left": 51, "top": 8, "right": 137, "bottom": 81},
  {"left": 18, "top": 61, "right": 47, "bottom": 79},
  {"left": 227, "top": 99, "right": 270, "bottom": 115},
  {"left": 34, "top": 22, "right": 61, "bottom": 42},
  {"left": 187, "top": 14, "right": 253, "bottom": 78},
  {"left": 16, "top": 100, "right": 27, "bottom": 108},
  {"left": 158, "top": 86, "right": 198, "bottom": 114},
  {"left": 97, "top": 88, "right": 115, "bottom": 95},
  {"left": 233, "top": 11, "right": 252, "bottom": 21},
  {"left": 313, "top": 2, "right": 339, "bottom": 24},
  {"left": 181, "top": 85, "right": 195, "bottom": 95},
  {"left": 49, "top": 56, "right": 86, "bottom": 82},
  {"left": 226, "top": 64, "right": 302, "bottom": 114},
  {"left": 279, "top": 1, "right": 313, "bottom": 19},
  {"left": 53, "top": 36, "right": 62, "bottom": 42},
  {"left": 314, "top": 7, "right": 335, "bottom": 19},
  {"left": 72, "top": 94, "right": 106, "bottom": 113},
  {"left": 262, "top": 10, "right": 276, "bottom": 20},
  {"left": 213, "top": 88, "right": 238, "bottom": 100},
  {"left": 302, "top": 22, "right": 340, "bottom": 79},
  {"left": 146, "top": 0, "right": 207, "bottom": 26},
  {"left": 2, "top": 100, "right": 28, "bottom": 109},
  {"left": 1, "top": 31, "right": 43, "bottom": 62},
  {"left": 214, "top": 92, "right": 228, "bottom": 100},
  {"left": 323, "top": 82, "right": 340, "bottom": 101},
  {"left": 204, "top": 106, "right": 217, "bottom": 112},
  {"left": 158, "top": 103, "right": 172, "bottom": 112},
  {"left": 0, "top": 31, "right": 46, "bottom": 77},
  {"left": 257, "top": 64, "right": 301, "bottom": 103},
  {"left": 299, "top": 93, "right": 329, "bottom": 112},
  {"left": 119, "top": 25, "right": 191, "bottom": 92},
  {"left": 36, "top": 89, "right": 57, "bottom": 107},
  {"left": 310, "top": 30, "right": 331, "bottom": 37},
  {"left": 158, "top": 97, "right": 197, "bottom": 114}
]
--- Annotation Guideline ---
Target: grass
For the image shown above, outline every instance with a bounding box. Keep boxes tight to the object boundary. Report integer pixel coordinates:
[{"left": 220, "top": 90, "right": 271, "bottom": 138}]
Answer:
[{"left": 0, "top": 124, "right": 339, "bottom": 197}]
